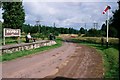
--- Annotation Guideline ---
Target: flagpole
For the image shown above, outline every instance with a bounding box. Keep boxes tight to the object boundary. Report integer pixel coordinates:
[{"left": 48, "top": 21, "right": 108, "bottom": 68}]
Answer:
[{"left": 106, "top": 8, "right": 109, "bottom": 48}]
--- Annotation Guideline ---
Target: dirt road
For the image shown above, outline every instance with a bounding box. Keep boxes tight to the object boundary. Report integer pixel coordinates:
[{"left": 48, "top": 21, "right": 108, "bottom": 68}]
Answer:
[{"left": 2, "top": 42, "right": 104, "bottom": 78}]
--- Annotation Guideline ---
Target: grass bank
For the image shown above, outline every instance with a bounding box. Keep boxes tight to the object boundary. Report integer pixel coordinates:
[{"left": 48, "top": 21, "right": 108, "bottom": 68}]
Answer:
[
  {"left": 76, "top": 37, "right": 119, "bottom": 45},
  {"left": 0, "top": 39, "right": 62, "bottom": 62},
  {"left": 71, "top": 39, "right": 119, "bottom": 78}
]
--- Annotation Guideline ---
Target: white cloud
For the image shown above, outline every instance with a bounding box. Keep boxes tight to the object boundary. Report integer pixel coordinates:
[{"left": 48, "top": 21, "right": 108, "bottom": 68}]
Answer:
[
  {"left": 23, "top": 0, "right": 117, "bottom": 2},
  {"left": 23, "top": 2, "right": 118, "bottom": 29},
  {"left": 0, "top": 2, "right": 118, "bottom": 30}
]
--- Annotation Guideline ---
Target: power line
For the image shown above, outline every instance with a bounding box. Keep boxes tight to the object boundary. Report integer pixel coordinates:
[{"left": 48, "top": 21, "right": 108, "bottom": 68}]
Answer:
[
  {"left": 35, "top": 20, "right": 41, "bottom": 33},
  {"left": 93, "top": 22, "right": 98, "bottom": 29},
  {"left": 53, "top": 22, "right": 55, "bottom": 27}
]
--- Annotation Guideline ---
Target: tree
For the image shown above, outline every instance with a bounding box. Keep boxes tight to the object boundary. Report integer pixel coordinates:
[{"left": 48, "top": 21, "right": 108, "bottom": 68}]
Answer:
[
  {"left": 0, "top": 1, "right": 2, "bottom": 8},
  {"left": 2, "top": 1, "right": 25, "bottom": 29},
  {"left": 110, "top": 1, "right": 120, "bottom": 37},
  {"left": 86, "top": 28, "right": 101, "bottom": 37},
  {"left": 0, "top": 21, "right": 2, "bottom": 38},
  {"left": 79, "top": 27, "right": 86, "bottom": 34},
  {"left": 101, "top": 23, "right": 106, "bottom": 36},
  {"left": 109, "top": 26, "right": 118, "bottom": 37}
]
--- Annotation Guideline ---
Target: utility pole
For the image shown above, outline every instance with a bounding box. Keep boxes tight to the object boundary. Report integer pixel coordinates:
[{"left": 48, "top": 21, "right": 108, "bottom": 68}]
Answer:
[
  {"left": 84, "top": 23, "right": 86, "bottom": 29},
  {"left": 84, "top": 23, "right": 87, "bottom": 34},
  {"left": 36, "top": 20, "right": 40, "bottom": 26},
  {"left": 93, "top": 23, "right": 95, "bottom": 29},
  {"left": 93, "top": 22, "right": 98, "bottom": 29},
  {"left": 53, "top": 22, "right": 55, "bottom": 27},
  {"left": 96, "top": 23, "right": 98, "bottom": 29},
  {"left": 36, "top": 20, "right": 40, "bottom": 33}
]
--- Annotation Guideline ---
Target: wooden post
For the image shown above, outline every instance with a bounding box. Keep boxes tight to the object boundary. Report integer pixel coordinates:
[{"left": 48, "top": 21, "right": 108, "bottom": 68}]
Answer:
[
  {"left": 18, "top": 36, "right": 20, "bottom": 44},
  {"left": 3, "top": 28, "right": 5, "bottom": 45},
  {"left": 18, "top": 29, "right": 21, "bottom": 44},
  {"left": 3, "top": 37, "right": 5, "bottom": 45}
]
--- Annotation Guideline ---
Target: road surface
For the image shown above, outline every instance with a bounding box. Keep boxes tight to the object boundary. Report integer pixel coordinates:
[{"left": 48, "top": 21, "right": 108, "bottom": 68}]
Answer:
[{"left": 2, "top": 42, "right": 104, "bottom": 78}]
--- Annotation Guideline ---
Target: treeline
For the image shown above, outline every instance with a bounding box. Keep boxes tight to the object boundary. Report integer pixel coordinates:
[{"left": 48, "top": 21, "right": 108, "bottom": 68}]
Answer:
[
  {"left": 78, "top": 24, "right": 118, "bottom": 38},
  {"left": 22, "top": 24, "right": 79, "bottom": 36}
]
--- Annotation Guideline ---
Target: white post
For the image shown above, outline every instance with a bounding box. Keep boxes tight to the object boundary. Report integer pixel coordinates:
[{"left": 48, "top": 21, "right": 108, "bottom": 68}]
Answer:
[
  {"left": 106, "top": 9, "right": 109, "bottom": 48},
  {"left": 3, "top": 37, "right": 5, "bottom": 45},
  {"left": 3, "top": 28, "right": 5, "bottom": 45}
]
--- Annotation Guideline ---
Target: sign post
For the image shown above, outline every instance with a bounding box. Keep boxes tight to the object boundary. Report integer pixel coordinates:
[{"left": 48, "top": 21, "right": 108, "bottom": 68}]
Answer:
[
  {"left": 102, "top": 5, "right": 111, "bottom": 48},
  {"left": 3, "top": 28, "right": 21, "bottom": 45},
  {"left": 106, "top": 9, "right": 109, "bottom": 48},
  {"left": 3, "top": 28, "right": 5, "bottom": 45}
]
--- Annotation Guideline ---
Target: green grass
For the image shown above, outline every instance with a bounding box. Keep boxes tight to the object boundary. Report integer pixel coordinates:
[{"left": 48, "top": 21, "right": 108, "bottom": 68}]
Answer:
[
  {"left": 0, "top": 39, "right": 62, "bottom": 62},
  {"left": 70, "top": 39, "right": 119, "bottom": 78},
  {"left": 75, "top": 37, "right": 119, "bottom": 45}
]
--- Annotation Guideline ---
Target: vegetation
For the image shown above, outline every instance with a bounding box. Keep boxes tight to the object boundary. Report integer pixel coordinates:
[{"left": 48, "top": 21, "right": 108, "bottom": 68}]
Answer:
[
  {"left": 79, "top": 27, "right": 87, "bottom": 34},
  {"left": 85, "top": 28, "right": 102, "bottom": 37},
  {"left": 21, "top": 24, "right": 79, "bottom": 40},
  {"left": 1, "top": 39, "right": 62, "bottom": 62},
  {"left": 22, "top": 24, "right": 79, "bottom": 35},
  {"left": 71, "top": 37, "right": 119, "bottom": 45},
  {"left": 2, "top": 1, "right": 25, "bottom": 29},
  {"left": 109, "top": 1, "right": 120, "bottom": 37},
  {"left": 69, "top": 38, "right": 119, "bottom": 78}
]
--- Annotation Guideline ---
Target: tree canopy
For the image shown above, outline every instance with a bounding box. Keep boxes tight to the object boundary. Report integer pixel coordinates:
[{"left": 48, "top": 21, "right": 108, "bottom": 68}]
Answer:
[
  {"left": 109, "top": 1, "right": 120, "bottom": 37},
  {"left": 2, "top": 1, "right": 25, "bottom": 29}
]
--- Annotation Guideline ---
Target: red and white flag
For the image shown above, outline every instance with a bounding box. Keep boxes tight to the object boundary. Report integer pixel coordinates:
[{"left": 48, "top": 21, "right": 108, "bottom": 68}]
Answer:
[{"left": 103, "top": 6, "right": 111, "bottom": 14}]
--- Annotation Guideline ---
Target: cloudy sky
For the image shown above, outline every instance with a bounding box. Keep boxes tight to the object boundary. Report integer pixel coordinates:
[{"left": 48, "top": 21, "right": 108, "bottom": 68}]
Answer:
[{"left": 0, "top": 0, "right": 119, "bottom": 30}]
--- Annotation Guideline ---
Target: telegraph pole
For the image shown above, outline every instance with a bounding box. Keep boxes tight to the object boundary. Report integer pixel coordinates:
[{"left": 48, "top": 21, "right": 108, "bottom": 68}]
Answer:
[
  {"left": 36, "top": 20, "right": 40, "bottom": 33},
  {"left": 53, "top": 22, "right": 55, "bottom": 27},
  {"left": 84, "top": 23, "right": 87, "bottom": 34},
  {"left": 84, "top": 23, "right": 86, "bottom": 29},
  {"left": 93, "top": 22, "right": 98, "bottom": 29}
]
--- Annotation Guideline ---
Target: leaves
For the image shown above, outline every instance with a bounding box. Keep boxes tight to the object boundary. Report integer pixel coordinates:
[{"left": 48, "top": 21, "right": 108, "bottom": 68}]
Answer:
[{"left": 2, "top": 2, "right": 25, "bottom": 29}]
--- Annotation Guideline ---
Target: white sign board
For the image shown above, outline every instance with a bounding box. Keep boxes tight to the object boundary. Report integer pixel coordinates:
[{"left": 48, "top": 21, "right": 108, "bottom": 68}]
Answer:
[
  {"left": 3, "top": 28, "right": 21, "bottom": 45},
  {"left": 4, "top": 28, "right": 21, "bottom": 37}
]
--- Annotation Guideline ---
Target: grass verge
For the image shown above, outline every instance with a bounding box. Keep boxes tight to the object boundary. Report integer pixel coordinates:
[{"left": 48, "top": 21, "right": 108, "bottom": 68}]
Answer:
[
  {"left": 0, "top": 39, "right": 62, "bottom": 62},
  {"left": 70, "top": 39, "right": 119, "bottom": 78}
]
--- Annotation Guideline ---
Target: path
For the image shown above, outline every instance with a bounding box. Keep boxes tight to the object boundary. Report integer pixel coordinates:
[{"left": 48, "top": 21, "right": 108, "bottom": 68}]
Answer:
[{"left": 2, "top": 42, "right": 104, "bottom": 78}]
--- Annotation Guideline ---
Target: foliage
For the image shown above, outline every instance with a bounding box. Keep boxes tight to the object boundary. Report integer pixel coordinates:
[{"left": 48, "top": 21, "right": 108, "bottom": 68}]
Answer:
[
  {"left": 109, "top": 1, "right": 120, "bottom": 37},
  {"left": 85, "top": 28, "right": 102, "bottom": 37},
  {"left": 2, "top": 1, "right": 25, "bottom": 29},
  {"left": 99, "top": 1, "right": 120, "bottom": 38},
  {"left": 22, "top": 24, "right": 79, "bottom": 39},
  {"left": 31, "top": 33, "right": 46, "bottom": 40},
  {"left": 79, "top": 27, "right": 87, "bottom": 34},
  {"left": 101, "top": 23, "right": 106, "bottom": 36},
  {"left": 103, "top": 48, "right": 119, "bottom": 78}
]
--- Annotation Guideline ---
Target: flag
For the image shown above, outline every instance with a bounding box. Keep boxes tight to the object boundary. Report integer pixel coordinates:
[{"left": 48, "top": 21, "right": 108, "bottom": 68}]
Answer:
[{"left": 103, "top": 6, "right": 111, "bottom": 14}]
